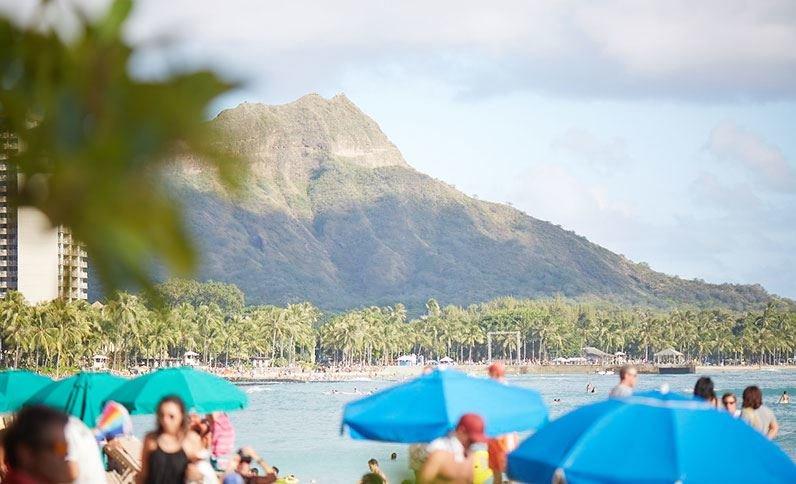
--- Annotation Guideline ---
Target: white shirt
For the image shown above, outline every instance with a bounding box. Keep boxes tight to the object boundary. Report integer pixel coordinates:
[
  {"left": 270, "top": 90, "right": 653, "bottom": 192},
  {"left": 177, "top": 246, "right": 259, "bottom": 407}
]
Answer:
[
  {"left": 609, "top": 383, "right": 633, "bottom": 399},
  {"left": 65, "top": 417, "right": 107, "bottom": 484},
  {"left": 426, "top": 434, "right": 466, "bottom": 463}
]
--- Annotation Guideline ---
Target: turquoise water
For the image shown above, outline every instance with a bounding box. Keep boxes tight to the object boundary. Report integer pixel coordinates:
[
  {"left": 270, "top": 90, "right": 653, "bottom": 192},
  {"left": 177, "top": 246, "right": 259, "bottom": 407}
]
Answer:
[{"left": 132, "top": 370, "right": 795, "bottom": 483}]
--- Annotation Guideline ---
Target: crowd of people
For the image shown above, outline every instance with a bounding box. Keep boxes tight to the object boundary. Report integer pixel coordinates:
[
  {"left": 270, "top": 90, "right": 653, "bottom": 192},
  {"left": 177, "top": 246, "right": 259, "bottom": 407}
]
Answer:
[
  {"left": 0, "top": 396, "right": 294, "bottom": 484},
  {"left": 608, "top": 365, "right": 783, "bottom": 439},
  {"left": 0, "top": 365, "right": 790, "bottom": 484},
  {"left": 388, "top": 365, "right": 790, "bottom": 484}
]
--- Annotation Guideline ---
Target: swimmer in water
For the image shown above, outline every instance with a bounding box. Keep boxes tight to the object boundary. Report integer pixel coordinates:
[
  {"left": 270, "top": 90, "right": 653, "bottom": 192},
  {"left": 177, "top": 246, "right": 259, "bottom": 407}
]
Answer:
[{"left": 778, "top": 391, "right": 790, "bottom": 404}]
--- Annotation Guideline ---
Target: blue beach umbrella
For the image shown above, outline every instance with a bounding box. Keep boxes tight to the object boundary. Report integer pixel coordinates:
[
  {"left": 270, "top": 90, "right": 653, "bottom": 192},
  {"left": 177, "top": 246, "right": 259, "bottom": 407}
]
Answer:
[
  {"left": 341, "top": 368, "right": 548, "bottom": 443},
  {"left": 507, "top": 390, "right": 796, "bottom": 484}
]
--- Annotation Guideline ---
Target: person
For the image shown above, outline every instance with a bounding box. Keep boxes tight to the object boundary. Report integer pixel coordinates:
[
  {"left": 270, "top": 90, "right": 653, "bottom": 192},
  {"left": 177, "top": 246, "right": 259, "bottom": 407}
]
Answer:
[
  {"left": 210, "top": 412, "right": 236, "bottom": 470},
  {"left": 360, "top": 472, "right": 385, "bottom": 484},
  {"left": 0, "top": 428, "right": 8, "bottom": 481},
  {"left": 693, "top": 377, "right": 718, "bottom": 407},
  {"left": 223, "top": 447, "right": 275, "bottom": 484},
  {"left": 222, "top": 453, "right": 246, "bottom": 484},
  {"left": 418, "top": 413, "right": 487, "bottom": 484},
  {"left": 189, "top": 415, "right": 217, "bottom": 484},
  {"left": 608, "top": 365, "right": 637, "bottom": 398},
  {"left": 777, "top": 391, "right": 789, "bottom": 404},
  {"left": 488, "top": 362, "right": 506, "bottom": 382},
  {"left": 367, "top": 458, "right": 388, "bottom": 483},
  {"left": 740, "top": 386, "right": 779, "bottom": 439},
  {"left": 721, "top": 392, "right": 740, "bottom": 417},
  {"left": 190, "top": 414, "right": 213, "bottom": 450},
  {"left": 137, "top": 396, "right": 204, "bottom": 484},
  {"left": 586, "top": 382, "right": 593, "bottom": 393},
  {"left": 65, "top": 416, "right": 106, "bottom": 484},
  {"left": 2, "top": 405, "right": 75, "bottom": 484},
  {"left": 486, "top": 362, "right": 518, "bottom": 484},
  {"left": 390, "top": 452, "right": 397, "bottom": 461}
]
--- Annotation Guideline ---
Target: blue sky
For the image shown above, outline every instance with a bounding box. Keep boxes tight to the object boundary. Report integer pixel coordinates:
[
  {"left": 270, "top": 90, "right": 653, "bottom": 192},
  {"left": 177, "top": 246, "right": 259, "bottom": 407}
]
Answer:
[{"left": 6, "top": 1, "right": 796, "bottom": 298}]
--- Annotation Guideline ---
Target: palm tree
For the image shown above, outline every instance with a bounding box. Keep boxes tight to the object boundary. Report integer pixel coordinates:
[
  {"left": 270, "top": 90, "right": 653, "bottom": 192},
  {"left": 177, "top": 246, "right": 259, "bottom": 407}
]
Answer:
[
  {"left": 141, "top": 309, "right": 178, "bottom": 361},
  {"left": 45, "top": 299, "right": 92, "bottom": 373},
  {"left": 0, "top": 291, "right": 32, "bottom": 367},
  {"left": 196, "top": 304, "right": 224, "bottom": 365},
  {"left": 103, "top": 292, "right": 147, "bottom": 368}
]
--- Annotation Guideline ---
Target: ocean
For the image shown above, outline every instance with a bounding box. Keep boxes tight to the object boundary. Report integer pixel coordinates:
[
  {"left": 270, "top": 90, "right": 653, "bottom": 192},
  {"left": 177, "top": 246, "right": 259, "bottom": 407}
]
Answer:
[{"left": 132, "top": 370, "right": 796, "bottom": 483}]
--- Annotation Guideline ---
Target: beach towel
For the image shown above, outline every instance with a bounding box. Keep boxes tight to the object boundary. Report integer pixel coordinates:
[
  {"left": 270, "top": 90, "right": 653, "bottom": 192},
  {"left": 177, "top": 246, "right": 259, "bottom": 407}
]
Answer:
[
  {"left": 95, "top": 401, "right": 133, "bottom": 441},
  {"left": 211, "top": 412, "right": 236, "bottom": 458}
]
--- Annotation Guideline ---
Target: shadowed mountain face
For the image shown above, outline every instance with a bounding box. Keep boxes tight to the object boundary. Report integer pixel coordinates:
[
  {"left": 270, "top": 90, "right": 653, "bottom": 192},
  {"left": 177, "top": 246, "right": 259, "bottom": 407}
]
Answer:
[{"left": 167, "top": 93, "right": 773, "bottom": 311}]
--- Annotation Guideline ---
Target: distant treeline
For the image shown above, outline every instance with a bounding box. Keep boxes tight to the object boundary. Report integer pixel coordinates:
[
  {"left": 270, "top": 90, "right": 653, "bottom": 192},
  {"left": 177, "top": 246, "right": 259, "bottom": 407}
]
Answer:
[{"left": 1, "top": 279, "right": 794, "bottom": 370}]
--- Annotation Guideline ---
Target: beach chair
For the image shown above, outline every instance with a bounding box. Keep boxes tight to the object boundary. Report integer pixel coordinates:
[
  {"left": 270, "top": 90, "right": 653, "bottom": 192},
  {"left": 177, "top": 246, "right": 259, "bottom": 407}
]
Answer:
[
  {"left": 104, "top": 436, "right": 143, "bottom": 484},
  {"left": 105, "top": 470, "right": 124, "bottom": 484}
]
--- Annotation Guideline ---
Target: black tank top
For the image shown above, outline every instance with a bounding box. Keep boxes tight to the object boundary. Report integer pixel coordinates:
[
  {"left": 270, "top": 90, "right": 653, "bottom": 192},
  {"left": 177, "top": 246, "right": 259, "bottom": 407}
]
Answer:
[{"left": 146, "top": 445, "right": 189, "bottom": 484}]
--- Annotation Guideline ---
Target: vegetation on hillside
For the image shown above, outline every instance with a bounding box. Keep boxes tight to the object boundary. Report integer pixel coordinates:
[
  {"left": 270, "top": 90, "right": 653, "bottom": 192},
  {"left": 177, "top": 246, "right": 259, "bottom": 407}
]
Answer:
[
  {"left": 164, "top": 97, "right": 778, "bottom": 313},
  {"left": 4, "top": 281, "right": 795, "bottom": 373}
]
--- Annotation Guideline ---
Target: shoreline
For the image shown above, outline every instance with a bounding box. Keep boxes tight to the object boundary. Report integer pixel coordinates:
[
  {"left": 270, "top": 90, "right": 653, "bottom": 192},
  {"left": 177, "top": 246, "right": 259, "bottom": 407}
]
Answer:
[{"left": 220, "top": 363, "right": 796, "bottom": 383}]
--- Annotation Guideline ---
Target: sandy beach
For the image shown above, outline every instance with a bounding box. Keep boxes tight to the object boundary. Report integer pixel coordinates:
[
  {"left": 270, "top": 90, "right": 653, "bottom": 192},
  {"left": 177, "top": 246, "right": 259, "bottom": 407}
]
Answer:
[{"left": 220, "top": 363, "right": 796, "bottom": 383}]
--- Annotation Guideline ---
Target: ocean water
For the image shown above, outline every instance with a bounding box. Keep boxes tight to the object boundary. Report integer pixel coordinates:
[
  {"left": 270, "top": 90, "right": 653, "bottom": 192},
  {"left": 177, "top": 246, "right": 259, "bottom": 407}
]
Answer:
[{"left": 132, "top": 370, "right": 796, "bottom": 483}]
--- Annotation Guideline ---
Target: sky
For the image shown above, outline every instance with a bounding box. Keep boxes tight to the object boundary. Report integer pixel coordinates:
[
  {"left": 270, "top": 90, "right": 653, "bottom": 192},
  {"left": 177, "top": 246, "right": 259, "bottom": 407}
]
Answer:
[{"left": 5, "top": 1, "right": 796, "bottom": 298}]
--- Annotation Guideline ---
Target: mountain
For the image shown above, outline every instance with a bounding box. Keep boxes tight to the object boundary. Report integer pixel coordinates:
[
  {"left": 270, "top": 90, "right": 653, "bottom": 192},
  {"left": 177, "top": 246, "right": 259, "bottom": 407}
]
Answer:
[{"left": 165, "top": 93, "right": 773, "bottom": 312}]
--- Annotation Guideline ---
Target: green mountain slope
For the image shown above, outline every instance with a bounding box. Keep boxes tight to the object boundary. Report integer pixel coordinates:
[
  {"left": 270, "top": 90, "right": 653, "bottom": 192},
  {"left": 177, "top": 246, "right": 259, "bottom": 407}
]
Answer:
[{"left": 169, "top": 93, "right": 773, "bottom": 311}]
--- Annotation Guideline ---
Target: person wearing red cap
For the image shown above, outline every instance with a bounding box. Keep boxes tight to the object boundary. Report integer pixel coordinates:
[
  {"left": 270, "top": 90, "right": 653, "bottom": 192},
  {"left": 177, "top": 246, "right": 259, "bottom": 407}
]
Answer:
[
  {"left": 487, "top": 362, "right": 506, "bottom": 382},
  {"left": 418, "top": 413, "right": 487, "bottom": 484},
  {"left": 486, "top": 362, "right": 517, "bottom": 484}
]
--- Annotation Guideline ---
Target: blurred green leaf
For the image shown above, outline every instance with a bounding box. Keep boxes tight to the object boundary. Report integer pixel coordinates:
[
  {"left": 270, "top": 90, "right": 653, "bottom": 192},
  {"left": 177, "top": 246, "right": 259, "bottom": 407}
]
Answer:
[{"left": 0, "top": 0, "right": 244, "bottom": 296}]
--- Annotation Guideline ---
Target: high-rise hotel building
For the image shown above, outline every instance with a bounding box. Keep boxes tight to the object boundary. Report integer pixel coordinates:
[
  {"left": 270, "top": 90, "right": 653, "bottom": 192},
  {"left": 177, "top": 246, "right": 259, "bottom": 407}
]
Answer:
[{"left": 0, "top": 128, "right": 88, "bottom": 303}]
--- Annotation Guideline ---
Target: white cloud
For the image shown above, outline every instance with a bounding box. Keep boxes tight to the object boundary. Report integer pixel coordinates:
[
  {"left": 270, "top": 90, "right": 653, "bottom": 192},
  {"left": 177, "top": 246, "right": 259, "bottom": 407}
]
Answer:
[
  {"left": 4, "top": 1, "right": 795, "bottom": 101},
  {"left": 551, "top": 128, "right": 630, "bottom": 171},
  {"left": 707, "top": 121, "right": 796, "bottom": 192},
  {"left": 509, "top": 163, "right": 641, "bottom": 249},
  {"left": 113, "top": 0, "right": 796, "bottom": 102},
  {"left": 690, "top": 172, "right": 763, "bottom": 212},
  {"left": 509, "top": 163, "right": 796, "bottom": 297}
]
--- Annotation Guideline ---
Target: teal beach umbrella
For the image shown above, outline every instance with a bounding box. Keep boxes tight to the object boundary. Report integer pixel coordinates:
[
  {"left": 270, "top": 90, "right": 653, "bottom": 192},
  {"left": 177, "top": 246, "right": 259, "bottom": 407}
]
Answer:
[
  {"left": 27, "top": 371, "right": 126, "bottom": 425},
  {"left": 106, "top": 366, "right": 248, "bottom": 414},
  {"left": 0, "top": 370, "right": 53, "bottom": 410}
]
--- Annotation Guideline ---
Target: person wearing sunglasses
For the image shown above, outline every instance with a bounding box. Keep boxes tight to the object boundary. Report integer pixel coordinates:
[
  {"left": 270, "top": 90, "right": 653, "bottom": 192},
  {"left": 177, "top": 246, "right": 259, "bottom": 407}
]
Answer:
[
  {"left": 721, "top": 392, "right": 740, "bottom": 417},
  {"left": 2, "top": 405, "right": 76, "bottom": 484}
]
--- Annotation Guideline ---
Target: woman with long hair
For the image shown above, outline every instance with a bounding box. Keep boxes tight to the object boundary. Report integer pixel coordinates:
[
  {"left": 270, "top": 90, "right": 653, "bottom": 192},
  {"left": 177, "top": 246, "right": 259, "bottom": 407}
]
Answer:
[
  {"left": 137, "top": 396, "right": 208, "bottom": 484},
  {"left": 740, "top": 386, "right": 779, "bottom": 439}
]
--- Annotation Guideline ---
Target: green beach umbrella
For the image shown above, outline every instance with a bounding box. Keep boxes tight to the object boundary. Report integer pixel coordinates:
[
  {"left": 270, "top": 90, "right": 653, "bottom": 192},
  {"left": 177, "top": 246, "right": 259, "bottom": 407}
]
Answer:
[
  {"left": 0, "top": 370, "right": 53, "bottom": 410},
  {"left": 27, "top": 371, "right": 126, "bottom": 425},
  {"left": 107, "top": 366, "right": 248, "bottom": 414}
]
